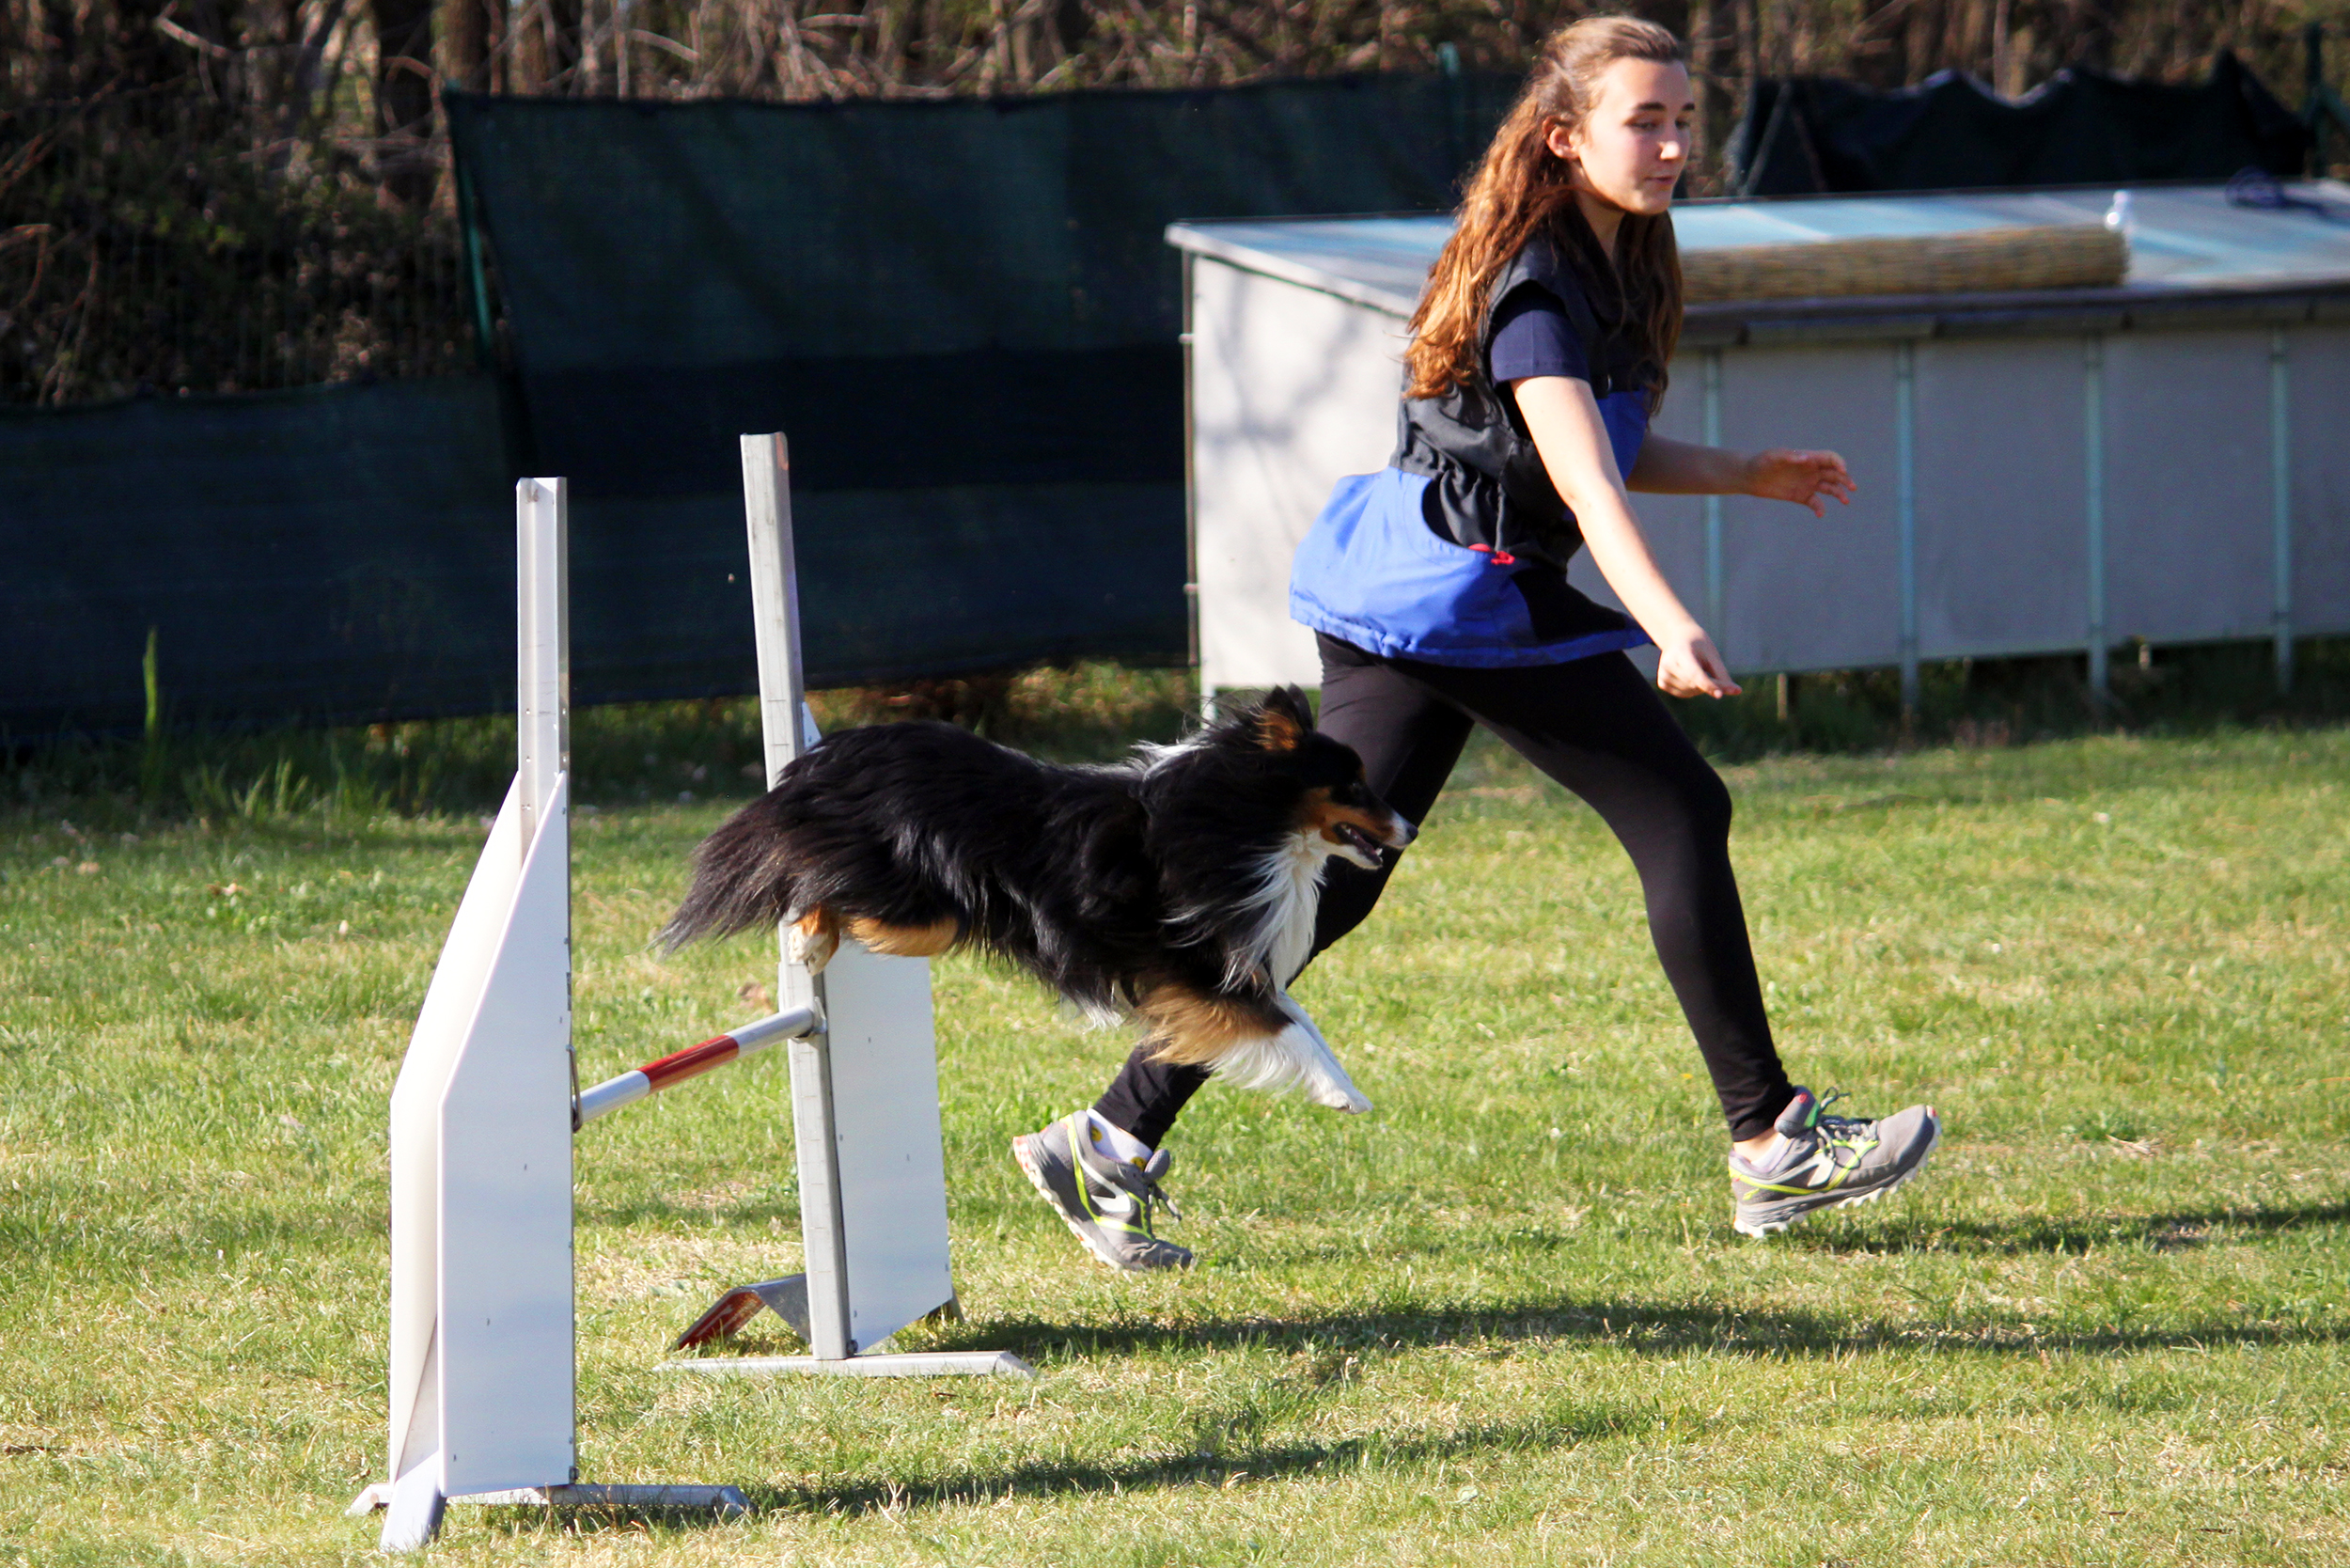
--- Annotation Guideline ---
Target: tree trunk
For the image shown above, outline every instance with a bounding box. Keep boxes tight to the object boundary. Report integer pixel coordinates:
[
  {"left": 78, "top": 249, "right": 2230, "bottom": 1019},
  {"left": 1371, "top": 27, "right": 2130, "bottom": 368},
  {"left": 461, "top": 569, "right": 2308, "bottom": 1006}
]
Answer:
[
  {"left": 374, "top": 0, "right": 439, "bottom": 203},
  {"left": 1690, "top": 0, "right": 1739, "bottom": 193},
  {"left": 1902, "top": 0, "right": 1936, "bottom": 86},
  {"left": 442, "top": 0, "right": 494, "bottom": 91},
  {"left": 514, "top": 0, "right": 585, "bottom": 92}
]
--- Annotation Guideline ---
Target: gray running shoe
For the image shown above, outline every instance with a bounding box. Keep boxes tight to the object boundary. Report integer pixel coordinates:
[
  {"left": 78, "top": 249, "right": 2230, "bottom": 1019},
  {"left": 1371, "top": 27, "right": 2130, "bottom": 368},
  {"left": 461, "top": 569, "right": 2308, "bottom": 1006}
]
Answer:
[
  {"left": 1730, "top": 1088, "right": 1939, "bottom": 1238},
  {"left": 1011, "top": 1111, "right": 1194, "bottom": 1272}
]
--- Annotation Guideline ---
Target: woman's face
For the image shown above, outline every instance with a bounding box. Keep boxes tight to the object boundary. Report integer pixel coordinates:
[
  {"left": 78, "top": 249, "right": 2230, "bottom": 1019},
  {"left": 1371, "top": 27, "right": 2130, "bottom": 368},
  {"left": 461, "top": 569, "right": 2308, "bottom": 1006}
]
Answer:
[{"left": 1549, "top": 57, "right": 1695, "bottom": 216}]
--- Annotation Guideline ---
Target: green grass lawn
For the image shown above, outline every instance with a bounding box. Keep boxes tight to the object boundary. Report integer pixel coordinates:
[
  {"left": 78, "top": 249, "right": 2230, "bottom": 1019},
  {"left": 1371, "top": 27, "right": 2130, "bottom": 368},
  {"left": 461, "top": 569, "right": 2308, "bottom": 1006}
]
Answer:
[{"left": 2, "top": 724, "right": 2345, "bottom": 1565}]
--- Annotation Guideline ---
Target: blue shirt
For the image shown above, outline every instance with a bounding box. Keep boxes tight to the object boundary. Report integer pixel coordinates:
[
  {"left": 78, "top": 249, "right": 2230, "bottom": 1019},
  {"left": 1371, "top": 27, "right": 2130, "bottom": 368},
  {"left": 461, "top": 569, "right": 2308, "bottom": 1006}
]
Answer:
[{"left": 1487, "top": 288, "right": 1590, "bottom": 385}]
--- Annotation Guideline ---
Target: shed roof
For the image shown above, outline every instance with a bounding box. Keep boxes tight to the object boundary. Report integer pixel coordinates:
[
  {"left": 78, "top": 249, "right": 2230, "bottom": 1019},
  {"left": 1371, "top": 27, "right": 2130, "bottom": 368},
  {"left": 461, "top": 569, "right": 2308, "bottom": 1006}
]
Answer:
[{"left": 1167, "top": 183, "right": 2350, "bottom": 343}]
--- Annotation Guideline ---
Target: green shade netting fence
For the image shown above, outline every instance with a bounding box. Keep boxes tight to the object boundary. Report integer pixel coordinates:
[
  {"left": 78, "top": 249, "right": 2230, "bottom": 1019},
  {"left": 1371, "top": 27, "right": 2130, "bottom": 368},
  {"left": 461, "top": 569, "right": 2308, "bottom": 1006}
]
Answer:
[{"left": 3, "top": 74, "right": 1512, "bottom": 735}]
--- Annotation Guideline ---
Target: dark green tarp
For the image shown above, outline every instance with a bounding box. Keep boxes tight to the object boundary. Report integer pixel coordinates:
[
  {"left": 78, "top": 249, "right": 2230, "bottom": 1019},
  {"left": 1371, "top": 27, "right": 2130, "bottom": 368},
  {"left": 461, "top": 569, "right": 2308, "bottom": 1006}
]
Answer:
[
  {"left": 0, "top": 381, "right": 1200, "bottom": 733},
  {"left": 0, "top": 378, "right": 515, "bottom": 736},
  {"left": 4, "top": 75, "right": 1515, "bottom": 736},
  {"left": 446, "top": 72, "right": 1513, "bottom": 685},
  {"left": 1733, "top": 55, "right": 2311, "bottom": 196}
]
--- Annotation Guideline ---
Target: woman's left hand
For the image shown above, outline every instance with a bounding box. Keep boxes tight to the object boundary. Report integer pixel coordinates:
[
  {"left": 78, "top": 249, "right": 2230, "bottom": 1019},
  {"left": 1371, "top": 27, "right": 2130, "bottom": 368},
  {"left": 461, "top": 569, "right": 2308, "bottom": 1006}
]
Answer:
[
  {"left": 1654, "top": 630, "right": 1742, "bottom": 700},
  {"left": 1742, "top": 448, "right": 1856, "bottom": 516}
]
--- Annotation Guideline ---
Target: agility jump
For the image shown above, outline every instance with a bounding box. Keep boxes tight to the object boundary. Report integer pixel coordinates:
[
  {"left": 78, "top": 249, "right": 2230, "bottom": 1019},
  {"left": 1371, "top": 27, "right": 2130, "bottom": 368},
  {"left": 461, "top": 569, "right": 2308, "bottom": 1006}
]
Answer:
[
  {"left": 353, "top": 439, "right": 1026, "bottom": 1555},
  {"left": 573, "top": 1004, "right": 822, "bottom": 1124}
]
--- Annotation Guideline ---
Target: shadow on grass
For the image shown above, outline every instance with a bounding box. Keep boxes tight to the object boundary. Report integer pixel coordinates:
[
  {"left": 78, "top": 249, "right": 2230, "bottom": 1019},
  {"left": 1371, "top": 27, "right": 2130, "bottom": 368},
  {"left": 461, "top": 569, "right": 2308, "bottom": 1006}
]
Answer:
[
  {"left": 763, "top": 1403, "right": 1637, "bottom": 1514},
  {"left": 921, "top": 1297, "right": 2350, "bottom": 1371},
  {"left": 464, "top": 1295, "right": 2350, "bottom": 1539},
  {"left": 515, "top": 1202, "right": 2350, "bottom": 1536},
  {"left": 887, "top": 1199, "right": 2350, "bottom": 1366},
  {"left": 480, "top": 1403, "right": 1653, "bottom": 1537},
  {"left": 501, "top": 1274, "right": 2350, "bottom": 1534},
  {"left": 1800, "top": 1199, "right": 2350, "bottom": 1257},
  {"left": 635, "top": 1200, "right": 2350, "bottom": 1363}
]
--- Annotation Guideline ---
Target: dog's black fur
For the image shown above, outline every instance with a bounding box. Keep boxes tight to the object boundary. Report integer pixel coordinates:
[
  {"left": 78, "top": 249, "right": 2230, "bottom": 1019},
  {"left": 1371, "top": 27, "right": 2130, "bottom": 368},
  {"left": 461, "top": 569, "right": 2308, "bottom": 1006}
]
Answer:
[{"left": 659, "top": 687, "right": 1409, "bottom": 1090}]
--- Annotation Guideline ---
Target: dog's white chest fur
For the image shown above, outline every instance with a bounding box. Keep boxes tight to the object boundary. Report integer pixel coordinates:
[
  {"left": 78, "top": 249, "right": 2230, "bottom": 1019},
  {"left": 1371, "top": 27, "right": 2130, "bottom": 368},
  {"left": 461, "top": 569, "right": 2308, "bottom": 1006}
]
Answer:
[
  {"left": 1249, "top": 832, "right": 1334, "bottom": 989},
  {"left": 1217, "top": 837, "right": 1371, "bottom": 1115}
]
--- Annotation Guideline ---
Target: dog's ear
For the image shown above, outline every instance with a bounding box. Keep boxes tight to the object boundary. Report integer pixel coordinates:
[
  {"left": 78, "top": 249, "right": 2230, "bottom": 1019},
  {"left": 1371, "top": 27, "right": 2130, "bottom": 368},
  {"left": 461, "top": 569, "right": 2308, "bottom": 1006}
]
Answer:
[{"left": 1252, "top": 685, "right": 1314, "bottom": 753}]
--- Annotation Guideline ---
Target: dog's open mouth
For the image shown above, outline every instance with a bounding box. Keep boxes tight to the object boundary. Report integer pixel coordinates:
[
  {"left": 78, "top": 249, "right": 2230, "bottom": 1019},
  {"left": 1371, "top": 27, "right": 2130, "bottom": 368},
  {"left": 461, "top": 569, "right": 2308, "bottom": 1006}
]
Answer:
[{"left": 1333, "top": 823, "right": 1384, "bottom": 859}]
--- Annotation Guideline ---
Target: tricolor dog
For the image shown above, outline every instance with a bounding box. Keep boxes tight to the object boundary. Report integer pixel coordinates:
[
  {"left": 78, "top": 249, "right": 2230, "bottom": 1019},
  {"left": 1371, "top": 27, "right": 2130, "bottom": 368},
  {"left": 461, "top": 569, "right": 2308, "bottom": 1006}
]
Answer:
[{"left": 660, "top": 687, "right": 1411, "bottom": 1111}]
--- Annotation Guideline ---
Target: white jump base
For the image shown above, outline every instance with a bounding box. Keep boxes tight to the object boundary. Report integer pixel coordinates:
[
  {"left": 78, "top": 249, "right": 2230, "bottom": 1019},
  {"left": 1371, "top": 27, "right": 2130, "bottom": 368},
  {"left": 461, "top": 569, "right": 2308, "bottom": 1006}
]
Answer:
[
  {"left": 661, "top": 1351, "right": 1036, "bottom": 1378},
  {"left": 348, "top": 1481, "right": 750, "bottom": 1524}
]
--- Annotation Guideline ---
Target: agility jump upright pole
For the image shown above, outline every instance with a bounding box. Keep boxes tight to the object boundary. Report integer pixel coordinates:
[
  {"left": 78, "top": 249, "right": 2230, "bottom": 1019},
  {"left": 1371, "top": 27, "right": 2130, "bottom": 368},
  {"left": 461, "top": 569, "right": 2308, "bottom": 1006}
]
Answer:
[
  {"left": 359, "top": 459, "right": 1021, "bottom": 1549},
  {"left": 518, "top": 478, "right": 567, "bottom": 857},
  {"left": 746, "top": 431, "right": 856, "bottom": 1363},
  {"left": 658, "top": 437, "right": 1028, "bottom": 1380}
]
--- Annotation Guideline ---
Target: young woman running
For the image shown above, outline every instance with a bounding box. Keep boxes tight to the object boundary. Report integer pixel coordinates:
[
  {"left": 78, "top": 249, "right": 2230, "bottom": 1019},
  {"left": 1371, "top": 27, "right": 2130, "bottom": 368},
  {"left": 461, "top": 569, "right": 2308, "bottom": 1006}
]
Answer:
[{"left": 1014, "top": 16, "right": 1937, "bottom": 1269}]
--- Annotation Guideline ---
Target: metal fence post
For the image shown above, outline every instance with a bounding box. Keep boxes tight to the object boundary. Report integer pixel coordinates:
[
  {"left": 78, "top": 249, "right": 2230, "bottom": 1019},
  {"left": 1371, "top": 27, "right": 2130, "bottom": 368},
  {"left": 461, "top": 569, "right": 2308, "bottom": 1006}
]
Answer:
[
  {"left": 1702, "top": 348, "right": 1724, "bottom": 636},
  {"left": 1182, "top": 249, "right": 1202, "bottom": 687},
  {"left": 1895, "top": 340, "right": 1918, "bottom": 718},
  {"left": 2271, "top": 326, "right": 2295, "bottom": 693},
  {"left": 2084, "top": 335, "right": 2108, "bottom": 704}
]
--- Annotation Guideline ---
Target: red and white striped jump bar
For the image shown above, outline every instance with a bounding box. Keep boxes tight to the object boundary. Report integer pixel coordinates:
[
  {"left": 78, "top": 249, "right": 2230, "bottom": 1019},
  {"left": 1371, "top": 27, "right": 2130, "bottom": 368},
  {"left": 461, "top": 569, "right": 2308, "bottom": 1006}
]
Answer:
[{"left": 574, "top": 1004, "right": 824, "bottom": 1126}]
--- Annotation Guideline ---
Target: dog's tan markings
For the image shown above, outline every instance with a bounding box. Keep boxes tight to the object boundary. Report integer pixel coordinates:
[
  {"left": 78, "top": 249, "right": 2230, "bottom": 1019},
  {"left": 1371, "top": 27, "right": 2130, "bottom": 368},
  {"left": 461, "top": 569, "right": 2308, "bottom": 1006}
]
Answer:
[
  {"left": 1136, "top": 982, "right": 1289, "bottom": 1065},
  {"left": 1254, "top": 705, "right": 1305, "bottom": 752},
  {"left": 1297, "top": 786, "right": 1405, "bottom": 851},
  {"left": 844, "top": 916, "right": 962, "bottom": 958},
  {"left": 788, "top": 907, "right": 840, "bottom": 974}
]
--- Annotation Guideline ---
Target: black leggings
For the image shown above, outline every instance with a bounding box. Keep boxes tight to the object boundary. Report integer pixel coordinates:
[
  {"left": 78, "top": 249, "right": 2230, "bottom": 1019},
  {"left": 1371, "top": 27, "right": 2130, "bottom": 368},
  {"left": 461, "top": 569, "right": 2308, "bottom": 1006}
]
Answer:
[{"left": 1093, "top": 634, "right": 1795, "bottom": 1146}]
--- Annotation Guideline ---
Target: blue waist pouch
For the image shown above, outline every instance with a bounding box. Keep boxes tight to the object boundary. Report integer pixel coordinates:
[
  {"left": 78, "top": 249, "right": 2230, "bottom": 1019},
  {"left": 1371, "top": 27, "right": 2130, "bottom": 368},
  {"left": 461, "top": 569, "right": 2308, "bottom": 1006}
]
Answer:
[{"left": 1289, "top": 466, "right": 1652, "bottom": 669}]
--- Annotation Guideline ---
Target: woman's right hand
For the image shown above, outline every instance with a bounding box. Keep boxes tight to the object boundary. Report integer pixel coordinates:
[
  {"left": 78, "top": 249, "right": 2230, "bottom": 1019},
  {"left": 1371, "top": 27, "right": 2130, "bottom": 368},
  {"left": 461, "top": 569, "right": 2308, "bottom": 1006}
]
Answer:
[{"left": 1655, "top": 630, "right": 1741, "bottom": 698}]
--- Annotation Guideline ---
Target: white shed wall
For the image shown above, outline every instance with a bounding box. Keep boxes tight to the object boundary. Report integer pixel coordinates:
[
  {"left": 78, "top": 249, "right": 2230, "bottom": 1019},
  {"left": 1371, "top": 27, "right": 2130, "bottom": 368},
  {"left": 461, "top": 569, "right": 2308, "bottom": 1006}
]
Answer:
[
  {"left": 2103, "top": 330, "right": 2278, "bottom": 646},
  {"left": 1709, "top": 342, "right": 1905, "bottom": 672},
  {"left": 2293, "top": 327, "right": 2350, "bottom": 635},
  {"left": 1189, "top": 259, "right": 2350, "bottom": 695},
  {"left": 1913, "top": 335, "right": 2091, "bottom": 660},
  {"left": 1192, "top": 259, "right": 1402, "bottom": 691}
]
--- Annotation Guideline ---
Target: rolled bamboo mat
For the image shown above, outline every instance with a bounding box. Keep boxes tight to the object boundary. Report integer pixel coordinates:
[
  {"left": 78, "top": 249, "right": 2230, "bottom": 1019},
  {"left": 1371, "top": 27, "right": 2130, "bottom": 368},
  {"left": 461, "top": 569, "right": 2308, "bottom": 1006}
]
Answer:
[{"left": 1682, "top": 223, "right": 2127, "bottom": 303}]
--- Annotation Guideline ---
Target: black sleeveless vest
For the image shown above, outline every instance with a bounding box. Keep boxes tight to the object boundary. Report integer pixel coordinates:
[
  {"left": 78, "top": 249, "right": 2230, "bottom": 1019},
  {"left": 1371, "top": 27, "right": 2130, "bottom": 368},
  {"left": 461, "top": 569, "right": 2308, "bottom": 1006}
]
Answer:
[{"left": 1388, "top": 233, "right": 1644, "bottom": 573}]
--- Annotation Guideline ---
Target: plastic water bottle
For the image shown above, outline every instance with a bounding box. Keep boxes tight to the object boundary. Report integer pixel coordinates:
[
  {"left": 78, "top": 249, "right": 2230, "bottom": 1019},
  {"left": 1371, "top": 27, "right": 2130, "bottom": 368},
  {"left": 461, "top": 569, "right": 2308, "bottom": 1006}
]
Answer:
[{"left": 2104, "top": 190, "right": 2135, "bottom": 238}]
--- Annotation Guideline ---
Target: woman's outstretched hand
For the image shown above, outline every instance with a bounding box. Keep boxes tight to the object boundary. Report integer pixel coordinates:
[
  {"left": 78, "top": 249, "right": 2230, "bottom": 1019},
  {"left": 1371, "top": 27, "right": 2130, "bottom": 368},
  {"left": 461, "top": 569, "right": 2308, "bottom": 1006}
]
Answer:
[
  {"left": 1655, "top": 631, "right": 1741, "bottom": 699},
  {"left": 1743, "top": 448, "right": 1856, "bottom": 516}
]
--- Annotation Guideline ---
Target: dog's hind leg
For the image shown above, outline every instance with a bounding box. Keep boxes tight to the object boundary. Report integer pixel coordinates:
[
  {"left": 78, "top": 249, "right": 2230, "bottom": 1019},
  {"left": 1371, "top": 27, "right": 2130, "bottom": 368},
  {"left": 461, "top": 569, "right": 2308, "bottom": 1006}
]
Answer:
[
  {"left": 787, "top": 907, "right": 839, "bottom": 975},
  {"left": 844, "top": 916, "right": 962, "bottom": 959}
]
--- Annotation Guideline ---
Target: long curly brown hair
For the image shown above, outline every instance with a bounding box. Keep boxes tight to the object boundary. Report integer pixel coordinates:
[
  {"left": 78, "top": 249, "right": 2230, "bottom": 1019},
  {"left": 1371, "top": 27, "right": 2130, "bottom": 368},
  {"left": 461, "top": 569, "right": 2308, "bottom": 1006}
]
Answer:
[{"left": 1404, "top": 16, "right": 1686, "bottom": 408}]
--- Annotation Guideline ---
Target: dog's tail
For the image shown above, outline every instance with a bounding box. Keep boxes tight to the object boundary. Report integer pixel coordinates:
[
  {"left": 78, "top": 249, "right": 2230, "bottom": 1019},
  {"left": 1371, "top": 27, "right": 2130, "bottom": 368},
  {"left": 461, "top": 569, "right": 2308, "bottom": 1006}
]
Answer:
[{"left": 657, "top": 796, "right": 804, "bottom": 951}]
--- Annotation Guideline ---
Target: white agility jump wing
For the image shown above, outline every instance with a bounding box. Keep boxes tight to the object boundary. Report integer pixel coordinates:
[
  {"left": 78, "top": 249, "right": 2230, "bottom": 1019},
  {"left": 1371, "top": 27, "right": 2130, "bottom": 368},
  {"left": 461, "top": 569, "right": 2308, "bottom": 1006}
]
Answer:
[
  {"left": 360, "top": 453, "right": 1027, "bottom": 1554},
  {"left": 384, "top": 771, "right": 574, "bottom": 1509},
  {"left": 358, "top": 480, "right": 747, "bottom": 1550}
]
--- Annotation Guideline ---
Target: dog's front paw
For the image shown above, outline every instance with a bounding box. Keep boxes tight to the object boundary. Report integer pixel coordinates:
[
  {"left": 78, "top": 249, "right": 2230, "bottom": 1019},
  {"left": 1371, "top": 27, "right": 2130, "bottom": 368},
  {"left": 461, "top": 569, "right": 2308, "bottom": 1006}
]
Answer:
[
  {"left": 1265, "top": 999, "right": 1371, "bottom": 1114},
  {"left": 1308, "top": 1080, "right": 1372, "bottom": 1114}
]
